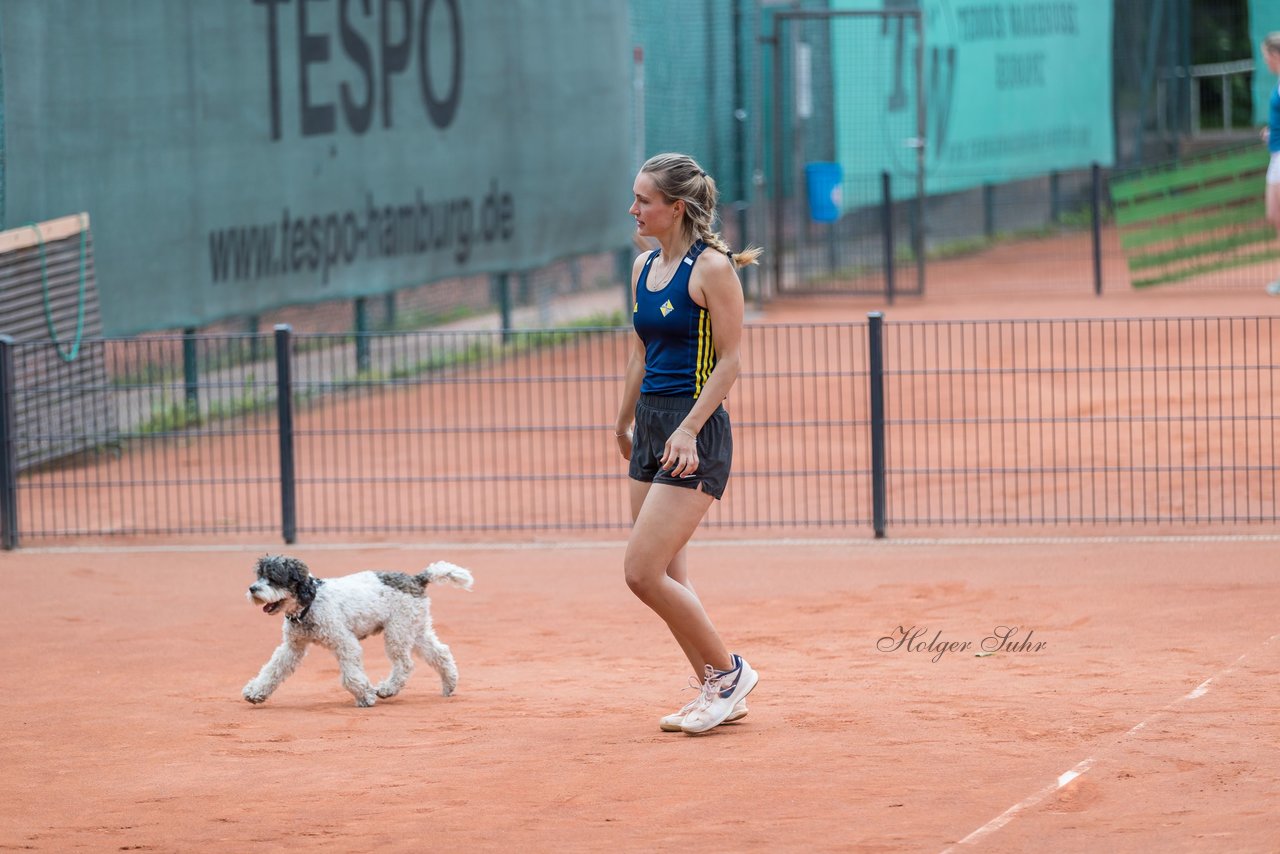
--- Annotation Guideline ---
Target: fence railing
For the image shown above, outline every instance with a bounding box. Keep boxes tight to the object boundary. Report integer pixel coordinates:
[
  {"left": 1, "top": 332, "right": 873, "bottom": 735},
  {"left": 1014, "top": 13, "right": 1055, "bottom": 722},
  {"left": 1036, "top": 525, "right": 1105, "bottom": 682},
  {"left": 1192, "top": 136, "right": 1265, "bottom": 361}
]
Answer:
[{"left": 1, "top": 315, "right": 1277, "bottom": 547}]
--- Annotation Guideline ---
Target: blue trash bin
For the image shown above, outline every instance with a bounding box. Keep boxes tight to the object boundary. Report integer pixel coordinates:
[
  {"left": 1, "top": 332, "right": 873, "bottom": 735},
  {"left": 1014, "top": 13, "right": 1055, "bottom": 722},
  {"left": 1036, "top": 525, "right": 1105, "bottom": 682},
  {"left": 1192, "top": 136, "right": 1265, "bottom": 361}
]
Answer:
[{"left": 805, "top": 162, "right": 843, "bottom": 223}]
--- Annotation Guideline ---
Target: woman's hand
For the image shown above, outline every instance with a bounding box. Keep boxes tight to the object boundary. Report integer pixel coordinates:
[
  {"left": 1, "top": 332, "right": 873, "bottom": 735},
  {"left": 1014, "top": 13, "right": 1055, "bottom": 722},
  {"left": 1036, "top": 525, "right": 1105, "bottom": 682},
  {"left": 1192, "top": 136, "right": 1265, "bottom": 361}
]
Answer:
[
  {"left": 615, "top": 428, "right": 633, "bottom": 461},
  {"left": 661, "top": 426, "right": 699, "bottom": 478}
]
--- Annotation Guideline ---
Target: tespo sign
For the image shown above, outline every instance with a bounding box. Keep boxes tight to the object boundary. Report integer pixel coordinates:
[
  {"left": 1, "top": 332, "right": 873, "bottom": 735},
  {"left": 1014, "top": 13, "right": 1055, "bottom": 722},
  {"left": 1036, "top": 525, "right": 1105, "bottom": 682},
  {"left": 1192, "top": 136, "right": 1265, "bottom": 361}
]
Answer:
[
  {"left": 253, "top": 0, "right": 463, "bottom": 139},
  {"left": 0, "top": 1, "right": 632, "bottom": 335}
]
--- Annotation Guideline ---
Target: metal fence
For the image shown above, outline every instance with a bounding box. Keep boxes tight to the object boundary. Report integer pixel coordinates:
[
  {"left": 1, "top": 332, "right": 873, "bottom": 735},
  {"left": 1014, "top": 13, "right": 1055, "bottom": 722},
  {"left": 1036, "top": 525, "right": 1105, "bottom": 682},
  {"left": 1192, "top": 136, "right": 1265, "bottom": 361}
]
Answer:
[{"left": 2, "top": 315, "right": 1278, "bottom": 548}]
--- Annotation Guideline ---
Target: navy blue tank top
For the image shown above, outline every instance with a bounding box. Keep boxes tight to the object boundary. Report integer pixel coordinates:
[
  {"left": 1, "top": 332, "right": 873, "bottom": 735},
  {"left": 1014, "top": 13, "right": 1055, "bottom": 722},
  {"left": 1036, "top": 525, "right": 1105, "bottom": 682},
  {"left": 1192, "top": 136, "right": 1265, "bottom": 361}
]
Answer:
[{"left": 633, "top": 241, "right": 715, "bottom": 398}]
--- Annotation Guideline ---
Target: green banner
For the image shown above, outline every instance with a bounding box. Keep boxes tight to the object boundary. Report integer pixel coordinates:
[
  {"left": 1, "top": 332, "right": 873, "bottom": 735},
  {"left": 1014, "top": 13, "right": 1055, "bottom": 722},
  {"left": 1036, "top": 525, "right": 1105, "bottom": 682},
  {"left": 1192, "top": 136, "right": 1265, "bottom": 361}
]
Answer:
[
  {"left": 832, "top": 0, "right": 1114, "bottom": 196},
  {"left": 0, "top": 0, "right": 632, "bottom": 335},
  {"left": 1251, "top": 0, "right": 1280, "bottom": 124}
]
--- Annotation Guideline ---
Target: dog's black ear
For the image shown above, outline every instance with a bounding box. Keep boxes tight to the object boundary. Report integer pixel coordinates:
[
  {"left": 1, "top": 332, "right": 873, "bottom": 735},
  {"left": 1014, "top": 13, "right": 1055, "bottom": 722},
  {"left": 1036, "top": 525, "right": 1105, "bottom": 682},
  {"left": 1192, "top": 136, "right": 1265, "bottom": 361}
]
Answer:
[
  {"left": 296, "top": 575, "right": 317, "bottom": 610},
  {"left": 287, "top": 559, "right": 318, "bottom": 609}
]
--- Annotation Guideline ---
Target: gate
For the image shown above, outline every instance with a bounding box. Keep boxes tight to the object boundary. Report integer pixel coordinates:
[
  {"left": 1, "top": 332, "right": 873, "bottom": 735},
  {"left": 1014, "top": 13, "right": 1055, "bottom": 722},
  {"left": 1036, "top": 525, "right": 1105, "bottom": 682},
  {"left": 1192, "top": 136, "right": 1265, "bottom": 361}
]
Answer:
[{"left": 761, "top": 6, "right": 926, "bottom": 300}]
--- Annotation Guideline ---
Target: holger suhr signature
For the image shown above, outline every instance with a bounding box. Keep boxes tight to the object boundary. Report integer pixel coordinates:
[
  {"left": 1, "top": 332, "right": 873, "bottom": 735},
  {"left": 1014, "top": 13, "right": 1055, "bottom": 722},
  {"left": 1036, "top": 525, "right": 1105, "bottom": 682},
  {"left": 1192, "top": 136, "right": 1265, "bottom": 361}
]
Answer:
[{"left": 877, "top": 625, "right": 1046, "bottom": 663}]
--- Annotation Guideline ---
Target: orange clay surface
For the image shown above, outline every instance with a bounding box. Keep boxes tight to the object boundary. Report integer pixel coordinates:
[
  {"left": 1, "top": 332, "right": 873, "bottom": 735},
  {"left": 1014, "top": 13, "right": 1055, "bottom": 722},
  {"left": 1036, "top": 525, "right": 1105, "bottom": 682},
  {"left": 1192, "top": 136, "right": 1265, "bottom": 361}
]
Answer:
[
  {"left": 4, "top": 241, "right": 1280, "bottom": 852},
  {"left": 2, "top": 538, "right": 1278, "bottom": 852}
]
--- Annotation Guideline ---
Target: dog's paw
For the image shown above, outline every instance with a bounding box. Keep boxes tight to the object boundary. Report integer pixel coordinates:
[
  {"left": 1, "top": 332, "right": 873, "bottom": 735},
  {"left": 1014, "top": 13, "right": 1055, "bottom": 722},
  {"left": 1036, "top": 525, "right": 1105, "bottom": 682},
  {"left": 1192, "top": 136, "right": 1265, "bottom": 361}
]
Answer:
[
  {"left": 242, "top": 683, "right": 269, "bottom": 704},
  {"left": 354, "top": 692, "right": 377, "bottom": 708},
  {"left": 375, "top": 683, "right": 400, "bottom": 699}
]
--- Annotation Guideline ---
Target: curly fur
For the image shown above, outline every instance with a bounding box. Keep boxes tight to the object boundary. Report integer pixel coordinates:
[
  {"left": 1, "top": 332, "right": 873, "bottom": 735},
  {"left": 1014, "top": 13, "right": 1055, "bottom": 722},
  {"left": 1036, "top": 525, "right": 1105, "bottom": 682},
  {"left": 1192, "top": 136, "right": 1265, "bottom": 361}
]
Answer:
[{"left": 242, "top": 554, "right": 473, "bottom": 707}]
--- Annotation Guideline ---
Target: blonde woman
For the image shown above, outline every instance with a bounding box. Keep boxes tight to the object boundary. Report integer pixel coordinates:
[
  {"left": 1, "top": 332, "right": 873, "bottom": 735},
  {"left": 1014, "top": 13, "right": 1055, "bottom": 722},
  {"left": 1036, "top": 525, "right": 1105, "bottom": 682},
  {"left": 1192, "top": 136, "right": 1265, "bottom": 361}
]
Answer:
[{"left": 615, "top": 153, "right": 762, "bottom": 734}]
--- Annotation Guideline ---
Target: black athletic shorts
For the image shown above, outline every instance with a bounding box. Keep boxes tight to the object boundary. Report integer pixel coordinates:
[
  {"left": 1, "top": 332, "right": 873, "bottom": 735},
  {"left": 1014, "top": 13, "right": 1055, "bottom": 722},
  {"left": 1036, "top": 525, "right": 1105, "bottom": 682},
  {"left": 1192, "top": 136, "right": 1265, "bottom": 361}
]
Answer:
[{"left": 628, "top": 394, "right": 733, "bottom": 500}]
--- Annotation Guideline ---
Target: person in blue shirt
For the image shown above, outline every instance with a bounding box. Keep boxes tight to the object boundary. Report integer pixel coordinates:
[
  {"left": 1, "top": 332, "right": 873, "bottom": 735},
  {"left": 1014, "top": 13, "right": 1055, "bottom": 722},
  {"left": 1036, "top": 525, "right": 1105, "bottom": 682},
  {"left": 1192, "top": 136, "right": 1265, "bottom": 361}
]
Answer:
[
  {"left": 614, "top": 153, "right": 763, "bottom": 734},
  {"left": 1262, "top": 32, "right": 1280, "bottom": 294}
]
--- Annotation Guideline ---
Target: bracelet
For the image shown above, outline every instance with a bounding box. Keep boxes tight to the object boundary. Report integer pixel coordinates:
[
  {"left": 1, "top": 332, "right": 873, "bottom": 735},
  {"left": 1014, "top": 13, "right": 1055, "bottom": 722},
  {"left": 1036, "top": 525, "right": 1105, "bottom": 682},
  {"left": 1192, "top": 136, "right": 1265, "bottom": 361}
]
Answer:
[
  {"left": 675, "top": 426, "right": 698, "bottom": 441},
  {"left": 614, "top": 430, "right": 629, "bottom": 438}
]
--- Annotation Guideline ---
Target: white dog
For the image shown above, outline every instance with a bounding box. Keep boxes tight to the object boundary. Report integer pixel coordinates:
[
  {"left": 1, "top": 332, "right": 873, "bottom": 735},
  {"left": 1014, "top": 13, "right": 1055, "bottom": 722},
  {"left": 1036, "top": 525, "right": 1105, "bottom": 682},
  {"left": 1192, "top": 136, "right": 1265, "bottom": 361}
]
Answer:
[{"left": 242, "top": 554, "right": 473, "bottom": 707}]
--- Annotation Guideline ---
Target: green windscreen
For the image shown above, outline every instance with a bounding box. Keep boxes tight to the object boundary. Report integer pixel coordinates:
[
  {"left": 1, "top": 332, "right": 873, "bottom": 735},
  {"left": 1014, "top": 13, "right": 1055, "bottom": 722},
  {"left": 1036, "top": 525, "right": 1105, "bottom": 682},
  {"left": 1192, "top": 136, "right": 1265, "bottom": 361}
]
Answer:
[
  {"left": 1252, "top": 0, "right": 1280, "bottom": 124},
  {"left": 0, "top": 0, "right": 633, "bottom": 335},
  {"left": 831, "top": 0, "right": 1115, "bottom": 196}
]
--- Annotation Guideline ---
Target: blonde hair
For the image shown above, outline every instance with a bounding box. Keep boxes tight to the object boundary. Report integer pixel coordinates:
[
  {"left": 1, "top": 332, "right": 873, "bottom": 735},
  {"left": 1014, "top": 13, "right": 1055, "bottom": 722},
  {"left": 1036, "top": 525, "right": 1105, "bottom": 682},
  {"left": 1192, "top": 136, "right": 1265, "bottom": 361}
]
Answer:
[
  {"left": 1264, "top": 32, "right": 1280, "bottom": 54},
  {"left": 640, "top": 152, "right": 763, "bottom": 268}
]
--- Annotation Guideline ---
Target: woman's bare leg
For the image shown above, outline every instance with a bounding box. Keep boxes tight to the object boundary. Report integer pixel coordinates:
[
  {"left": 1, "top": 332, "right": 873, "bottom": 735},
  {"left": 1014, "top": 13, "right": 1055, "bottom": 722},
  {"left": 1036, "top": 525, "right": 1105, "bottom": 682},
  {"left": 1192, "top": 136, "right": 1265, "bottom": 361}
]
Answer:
[
  {"left": 625, "top": 481, "right": 732, "bottom": 673},
  {"left": 629, "top": 480, "right": 709, "bottom": 679}
]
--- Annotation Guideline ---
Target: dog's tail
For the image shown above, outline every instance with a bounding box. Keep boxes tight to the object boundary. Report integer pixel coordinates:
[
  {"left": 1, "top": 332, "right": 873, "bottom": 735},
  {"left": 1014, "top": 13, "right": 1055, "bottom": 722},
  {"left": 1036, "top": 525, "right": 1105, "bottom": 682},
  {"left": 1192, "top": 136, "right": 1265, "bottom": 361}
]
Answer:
[{"left": 416, "top": 561, "right": 474, "bottom": 591}]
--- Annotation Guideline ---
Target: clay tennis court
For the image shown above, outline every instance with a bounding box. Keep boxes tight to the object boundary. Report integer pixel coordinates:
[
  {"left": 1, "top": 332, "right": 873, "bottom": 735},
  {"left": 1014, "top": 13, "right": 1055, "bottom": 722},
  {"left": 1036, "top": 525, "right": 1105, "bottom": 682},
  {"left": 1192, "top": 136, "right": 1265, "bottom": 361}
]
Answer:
[
  {"left": 3, "top": 256, "right": 1280, "bottom": 852},
  {"left": 3, "top": 537, "right": 1278, "bottom": 852}
]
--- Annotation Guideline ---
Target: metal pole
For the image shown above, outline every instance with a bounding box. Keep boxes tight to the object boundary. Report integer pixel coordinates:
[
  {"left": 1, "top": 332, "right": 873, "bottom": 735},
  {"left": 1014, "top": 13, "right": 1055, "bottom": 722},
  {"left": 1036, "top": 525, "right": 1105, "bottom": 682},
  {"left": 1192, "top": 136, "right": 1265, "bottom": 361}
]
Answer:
[
  {"left": 867, "top": 312, "right": 887, "bottom": 539},
  {"left": 248, "top": 314, "right": 262, "bottom": 362},
  {"left": 1091, "top": 162, "right": 1104, "bottom": 297},
  {"left": 1049, "top": 170, "right": 1061, "bottom": 223},
  {"left": 182, "top": 327, "right": 199, "bottom": 421},
  {"left": 733, "top": 0, "right": 751, "bottom": 298},
  {"left": 881, "top": 171, "right": 896, "bottom": 305},
  {"left": 618, "top": 248, "right": 635, "bottom": 315},
  {"left": 273, "top": 324, "right": 297, "bottom": 544},
  {"left": 0, "top": 336, "right": 18, "bottom": 550},
  {"left": 492, "top": 273, "right": 512, "bottom": 344},
  {"left": 1179, "top": 0, "right": 1191, "bottom": 144},
  {"left": 633, "top": 46, "right": 646, "bottom": 174},
  {"left": 913, "top": 10, "right": 926, "bottom": 295},
  {"left": 770, "top": 27, "right": 785, "bottom": 301},
  {"left": 983, "top": 182, "right": 995, "bottom": 239},
  {"left": 354, "top": 296, "right": 370, "bottom": 374},
  {"left": 1133, "top": 0, "right": 1166, "bottom": 165},
  {"left": 750, "top": 0, "right": 766, "bottom": 310},
  {"left": 383, "top": 291, "right": 396, "bottom": 330},
  {"left": 353, "top": 297, "right": 368, "bottom": 373}
]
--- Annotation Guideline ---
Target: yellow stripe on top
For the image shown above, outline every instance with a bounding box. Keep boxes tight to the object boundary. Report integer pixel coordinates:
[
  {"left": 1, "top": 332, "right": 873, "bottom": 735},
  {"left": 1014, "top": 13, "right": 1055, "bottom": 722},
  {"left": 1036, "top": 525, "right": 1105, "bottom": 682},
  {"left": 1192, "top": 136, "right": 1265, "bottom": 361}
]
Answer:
[{"left": 694, "top": 308, "right": 716, "bottom": 398}]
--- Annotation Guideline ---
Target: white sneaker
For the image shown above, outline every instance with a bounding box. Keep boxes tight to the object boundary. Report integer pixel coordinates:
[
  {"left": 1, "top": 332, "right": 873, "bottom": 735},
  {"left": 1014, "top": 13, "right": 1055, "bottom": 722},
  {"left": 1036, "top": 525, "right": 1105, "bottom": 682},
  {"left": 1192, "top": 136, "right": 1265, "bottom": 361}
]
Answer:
[
  {"left": 680, "top": 654, "right": 758, "bottom": 734},
  {"left": 659, "top": 693, "right": 749, "bottom": 732}
]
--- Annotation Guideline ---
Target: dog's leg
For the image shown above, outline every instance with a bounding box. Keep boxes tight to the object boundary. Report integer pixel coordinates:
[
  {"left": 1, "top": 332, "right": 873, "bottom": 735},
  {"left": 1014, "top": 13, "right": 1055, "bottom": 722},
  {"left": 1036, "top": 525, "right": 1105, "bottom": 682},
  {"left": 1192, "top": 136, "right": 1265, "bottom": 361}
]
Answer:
[
  {"left": 243, "top": 637, "right": 308, "bottom": 704},
  {"left": 333, "top": 635, "right": 378, "bottom": 707},
  {"left": 376, "top": 625, "right": 417, "bottom": 699},
  {"left": 414, "top": 628, "right": 459, "bottom": 697}
]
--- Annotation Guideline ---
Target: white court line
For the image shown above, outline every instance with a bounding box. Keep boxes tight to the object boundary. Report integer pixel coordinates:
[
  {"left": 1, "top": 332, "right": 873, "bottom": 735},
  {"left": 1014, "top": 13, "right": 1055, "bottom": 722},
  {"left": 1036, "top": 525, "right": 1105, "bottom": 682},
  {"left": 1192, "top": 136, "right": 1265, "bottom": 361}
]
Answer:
[
  {"left": 940, "top": 634, "right": 1279, "bottom": 853},
  {"left": 12, "top": 533, "right": 1280, "bottom": 555}
]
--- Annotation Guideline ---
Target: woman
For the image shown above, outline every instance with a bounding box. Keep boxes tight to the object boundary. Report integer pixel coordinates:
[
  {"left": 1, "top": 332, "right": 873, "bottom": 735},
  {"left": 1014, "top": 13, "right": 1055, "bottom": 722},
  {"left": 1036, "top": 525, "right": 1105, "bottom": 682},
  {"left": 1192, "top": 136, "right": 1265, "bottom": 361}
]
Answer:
[{"left": 614, "top": 153, "right": 762, "bottom": 734}]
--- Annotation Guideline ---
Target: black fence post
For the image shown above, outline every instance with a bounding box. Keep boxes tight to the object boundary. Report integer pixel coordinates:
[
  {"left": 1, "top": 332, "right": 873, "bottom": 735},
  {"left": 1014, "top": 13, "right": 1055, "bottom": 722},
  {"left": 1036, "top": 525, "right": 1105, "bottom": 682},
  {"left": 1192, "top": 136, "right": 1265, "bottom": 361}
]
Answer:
[
  {"left": 1091, "top": 162, "right": 1104, "bottom": 296},
  {"left": 911, "top": 194, "right": 925, "bottom": 294},
  {"left": 0, "top": 336, "right": 18, "bottom": 550},
  {"left": 182, "top": 327, "right": 198, "bottom": 419},
  {"left": 983, "top": 183, "right": 996, "bottom": 239},
  {"left": 383, "top": 291, "right": 396, "bottom": 330},
  {"left": 867, "top": 312, "right": 887, "bottom": 539},
  {"left": 881, "top": 171, "right": 896, "bottom": 305},
  {"left": 354, "top": 296, "right": 371, "bottom": 374},
  {"left": 273, "top": 324, "right": 297, "bottom": 545},
  {"left": 247, "top": 315, "right": 262, "bottom": 362},
  {"left": 492, "top": 273, "right": 512, "bottom": 344},
  {"left": 1049, "top": 170, "right": 1061, "bottom": 223},
  {"left": 617, "top": 248, "right": 634, "bottom": 313}
]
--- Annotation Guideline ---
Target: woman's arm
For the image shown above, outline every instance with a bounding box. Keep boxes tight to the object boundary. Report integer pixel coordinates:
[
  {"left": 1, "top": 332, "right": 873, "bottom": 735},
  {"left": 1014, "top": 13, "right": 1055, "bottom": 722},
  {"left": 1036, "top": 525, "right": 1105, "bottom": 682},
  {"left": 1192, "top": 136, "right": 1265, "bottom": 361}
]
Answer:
[{"left": 613, "top": 253, "right": 651, "bottom": 459}]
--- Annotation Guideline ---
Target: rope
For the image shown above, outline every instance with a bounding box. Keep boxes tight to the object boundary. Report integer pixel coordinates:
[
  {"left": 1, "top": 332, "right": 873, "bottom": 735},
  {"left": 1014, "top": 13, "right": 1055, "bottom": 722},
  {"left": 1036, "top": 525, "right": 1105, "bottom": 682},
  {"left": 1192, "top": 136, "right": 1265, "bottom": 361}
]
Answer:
[{"left": 29, "top": 222, "right": 88, "bottom": 363}]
